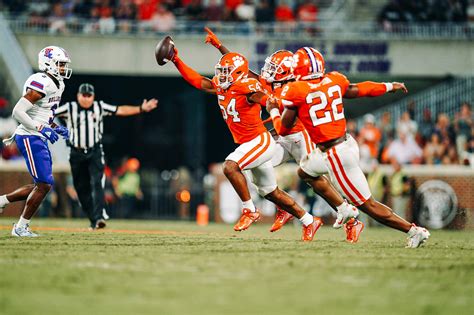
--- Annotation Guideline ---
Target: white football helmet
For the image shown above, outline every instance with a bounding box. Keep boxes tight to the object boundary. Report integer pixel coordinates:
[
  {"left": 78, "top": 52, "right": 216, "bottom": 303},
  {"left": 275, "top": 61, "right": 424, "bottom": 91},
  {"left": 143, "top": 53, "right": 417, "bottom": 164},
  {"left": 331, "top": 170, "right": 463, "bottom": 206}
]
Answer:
[{"left": 38, "top": 46, "right": 72, "bottom": 80}]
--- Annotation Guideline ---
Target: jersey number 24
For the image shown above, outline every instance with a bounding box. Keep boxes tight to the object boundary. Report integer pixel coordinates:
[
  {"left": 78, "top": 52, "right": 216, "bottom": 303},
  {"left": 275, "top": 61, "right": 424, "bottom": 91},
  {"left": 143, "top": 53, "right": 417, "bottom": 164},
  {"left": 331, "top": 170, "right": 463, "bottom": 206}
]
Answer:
[{"left": 306, "top": 85, "right": 344, "bottom": 127}]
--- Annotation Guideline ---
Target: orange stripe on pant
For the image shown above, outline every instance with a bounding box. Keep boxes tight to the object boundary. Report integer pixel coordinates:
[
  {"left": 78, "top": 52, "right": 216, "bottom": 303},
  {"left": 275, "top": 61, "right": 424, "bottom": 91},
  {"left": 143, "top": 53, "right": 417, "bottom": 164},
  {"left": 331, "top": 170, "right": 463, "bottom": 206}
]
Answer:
[
  {"left": 240, "top": 132, "right": 271, "bottom": 169},
  {"left": 237, "top": 133, "right": 265, "bottom": 166},
  {"left": 327, "top": 148, "right": 359, "bottom": 204},
  {"left": 331, "top": 148, "right": 367, "bottom": 204},
  {"left": 302, "top": 130, "right": 312, "bottom": 154}
]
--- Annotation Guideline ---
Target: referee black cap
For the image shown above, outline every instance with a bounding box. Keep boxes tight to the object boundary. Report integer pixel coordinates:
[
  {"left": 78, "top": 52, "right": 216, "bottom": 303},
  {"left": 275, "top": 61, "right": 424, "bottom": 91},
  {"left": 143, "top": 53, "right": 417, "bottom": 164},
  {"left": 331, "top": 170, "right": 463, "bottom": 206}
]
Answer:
[{"left": 78, "top": 83, "right": 95, "bottom": 95}]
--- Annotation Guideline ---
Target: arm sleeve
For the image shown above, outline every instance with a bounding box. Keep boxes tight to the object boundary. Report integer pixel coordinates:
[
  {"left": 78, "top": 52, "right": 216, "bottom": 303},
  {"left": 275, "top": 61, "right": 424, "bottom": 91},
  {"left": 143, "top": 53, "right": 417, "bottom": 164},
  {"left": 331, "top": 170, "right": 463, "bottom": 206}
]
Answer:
[
  {"left": 100, "top": 100, "right": 118, "bottom": 116},
  {"left": 173, "top": 56, "right": 205, "bottom": 89},
  {"left": 356, "top": 81, "right": 391, "bottom": 97},
  {"left": 12, "top": 97, "right": 40, "bottom": 130},
  {"left": 55, "top": 103, "right": 69, "bottom": 117}
]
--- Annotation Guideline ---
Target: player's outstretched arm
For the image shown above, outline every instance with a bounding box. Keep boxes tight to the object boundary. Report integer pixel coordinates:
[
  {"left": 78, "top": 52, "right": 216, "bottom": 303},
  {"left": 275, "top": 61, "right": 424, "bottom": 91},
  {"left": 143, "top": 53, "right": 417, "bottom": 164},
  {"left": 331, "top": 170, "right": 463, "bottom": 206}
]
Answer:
[
  {"left": 116, "top": 98, "right": 158, "bottom": 116},
  {"left": 344, "top": 81, "right": 408, "bottom": 99},
  {"left": 205, "top": 27, "right": 230, "bottom": 55},
  {"left": 205, "top": 27, "right": 259, "bottom": 80},
  {"left": 171, "top": 48, "right": 215, "bottom": 94}
]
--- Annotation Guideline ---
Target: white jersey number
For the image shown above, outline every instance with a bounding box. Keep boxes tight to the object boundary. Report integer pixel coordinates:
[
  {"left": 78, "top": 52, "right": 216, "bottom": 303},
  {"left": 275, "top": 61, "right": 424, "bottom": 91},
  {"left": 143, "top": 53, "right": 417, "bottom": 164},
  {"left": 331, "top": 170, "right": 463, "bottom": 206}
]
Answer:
[
  {"left": 307, "top": 85, "right": 344, "bottom": 127},
  {"left": 218, "top": 96, "right": 240, "bottom": 122}
]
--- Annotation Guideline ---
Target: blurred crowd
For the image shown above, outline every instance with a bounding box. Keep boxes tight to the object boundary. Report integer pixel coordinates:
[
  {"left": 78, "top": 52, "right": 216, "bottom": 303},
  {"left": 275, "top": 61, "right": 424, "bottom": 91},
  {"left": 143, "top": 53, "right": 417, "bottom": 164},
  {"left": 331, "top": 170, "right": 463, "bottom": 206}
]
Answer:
[
  {"left": 378, "top": 0, "right": 470, "bottom": 28},
  {"left": 349, "top": 101, "right": 474, "bottom": 168},
  {"left": 0, "top": 0, "right": 320, "bottom": 33}
]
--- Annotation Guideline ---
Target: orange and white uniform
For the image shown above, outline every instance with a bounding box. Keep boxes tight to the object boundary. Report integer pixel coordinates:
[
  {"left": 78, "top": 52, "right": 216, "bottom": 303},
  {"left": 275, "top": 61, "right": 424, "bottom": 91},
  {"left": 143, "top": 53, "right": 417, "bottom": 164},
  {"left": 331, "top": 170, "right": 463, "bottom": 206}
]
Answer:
[
  {"left": 281, "top": 71, "right": 371, "bottom": 206},
  {"left": 267, "top": 83, "right": 316, "bottom": 167},
  {"left": 214, "top": 77, "right": 277, "bottom": 196}
]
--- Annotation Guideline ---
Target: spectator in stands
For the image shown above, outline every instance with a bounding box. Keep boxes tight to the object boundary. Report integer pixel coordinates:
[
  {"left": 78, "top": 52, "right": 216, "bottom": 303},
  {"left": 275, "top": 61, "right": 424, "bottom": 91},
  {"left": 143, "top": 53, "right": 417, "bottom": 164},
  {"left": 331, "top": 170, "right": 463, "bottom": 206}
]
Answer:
[
  {"left": 205, "top": 0, "right": 226, "bottom": 21},
  {"left": 346, "top": 119, "right": 359, "bottom": 139},
  {"left": 113, "top": 158, "right": 143, "bottom": 218},
  {"left": 378, "top": 0, "right": 404, "bottom": 31},
  {"left": 255, "top": 0, "right": 274, "bottom": 23},
  {"left": 49, "top": 2, "right": 68, "bottom": 34},
  {"left": 83, "top": 5, "right": 100, "bottom": 33},
  {"left": 386, "top": 130, "right": 422, "bottom": 164},
  {"left": 462, "top": 131, "right": 474, "bottom": 166},
  {"left": 442, "top": 146, "right": 459, "bottom": 164},
  {"left": 138, "top": 0, "right": 159, "bottom": 31},
  {"left": 73, "top": 0, "right": 94, "bottom": 18},
  {"left": 433, "top": 113, "right": 456, "bottom": 147},
  {"left": 235, "top": 0, "right": 255, "bottom": 21},
  {"left": 186, "top": 0, "right": 205, "bottom": 20},
  {"left": 115, "top": 0, "right": 137, "bottom": 33},
  {"left": 397, "top": 111, "right": 417, "bottom": 139},
  {"left": 358, "top": 114, "right": 382, "bottom": 159},
  {"left": 296, "top": 0, "right": 318, "bottom": 22},
  {"left": 98, "top": 0, "right": 116, "bottom": 34},
  {"left": 423, "top": 133, "right": 446, "bottom": 164},
  {"left": 151, "top": 4, "right": 176, "bottom": 32},
  {"left": 389, "top": 158, "right": 411, "bottom": 220},
  {"left": 379, "top": 111, "right": 394, "bottom": 152},
  {"left": 275, "top": 0, "right": 295, "bottom": 22},
  {"left": 418, "top": 108, "right": 433, "bottom": 143},
  {"left": 454, "top": 102, "right": 473, "bottom": 156}
]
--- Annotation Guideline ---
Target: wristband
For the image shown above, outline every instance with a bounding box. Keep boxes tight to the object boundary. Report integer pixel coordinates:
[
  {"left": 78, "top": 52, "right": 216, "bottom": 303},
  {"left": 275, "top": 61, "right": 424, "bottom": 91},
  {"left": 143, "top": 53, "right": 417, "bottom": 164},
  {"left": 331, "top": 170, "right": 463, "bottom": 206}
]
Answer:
[
  {"left": 384, "top": 83, "right": 393, "bottom": 92},
  {"left": 270, "top": 108, "right": 281, "bottom": 119}
]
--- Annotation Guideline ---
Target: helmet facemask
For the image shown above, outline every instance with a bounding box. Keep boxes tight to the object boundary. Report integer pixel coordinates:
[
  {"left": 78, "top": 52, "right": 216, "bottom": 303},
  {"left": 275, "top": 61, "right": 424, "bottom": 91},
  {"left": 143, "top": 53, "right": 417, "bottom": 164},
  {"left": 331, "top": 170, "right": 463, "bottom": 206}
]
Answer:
[
  {"left": 215, "top": 64, "right": 245, "bottom": 90},
  {"left": 261, "top": 56, "right": 294, "bottom": 84}
]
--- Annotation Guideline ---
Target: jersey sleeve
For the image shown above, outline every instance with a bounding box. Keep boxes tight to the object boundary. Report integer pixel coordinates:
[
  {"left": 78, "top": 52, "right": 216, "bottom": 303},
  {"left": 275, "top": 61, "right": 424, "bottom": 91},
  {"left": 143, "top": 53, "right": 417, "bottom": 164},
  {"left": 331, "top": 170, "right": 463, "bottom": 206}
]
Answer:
[
  {"left": 279, "top": 82, "right": 306, "bottom": 109},
  {"left": 329, "top": 71, "right": 350, "bottom": 94},
  {"left": 24, "top": 73, "right": 49, "bottom": 96},
  {"left": 100, "top": 100, "right": 118, "bottom": 116},
  {"left": 234, "top": 78, "right": 264, "bottom": 95}
]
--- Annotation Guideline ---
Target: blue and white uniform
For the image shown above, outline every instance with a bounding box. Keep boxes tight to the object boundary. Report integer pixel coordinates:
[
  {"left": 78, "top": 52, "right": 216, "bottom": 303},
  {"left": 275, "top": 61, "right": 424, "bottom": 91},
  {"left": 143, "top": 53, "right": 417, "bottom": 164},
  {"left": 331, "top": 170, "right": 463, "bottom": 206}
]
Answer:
[{"left": 14, "top": 73, "right": 64, "bottom": 185}]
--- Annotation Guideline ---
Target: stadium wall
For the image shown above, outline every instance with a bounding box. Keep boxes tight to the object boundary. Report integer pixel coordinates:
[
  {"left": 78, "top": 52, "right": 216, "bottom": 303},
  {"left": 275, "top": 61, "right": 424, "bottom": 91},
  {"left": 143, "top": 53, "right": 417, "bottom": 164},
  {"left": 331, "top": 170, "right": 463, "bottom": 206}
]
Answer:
[{"left": 15, "top": 34, "right": 474, "bottom": 76}]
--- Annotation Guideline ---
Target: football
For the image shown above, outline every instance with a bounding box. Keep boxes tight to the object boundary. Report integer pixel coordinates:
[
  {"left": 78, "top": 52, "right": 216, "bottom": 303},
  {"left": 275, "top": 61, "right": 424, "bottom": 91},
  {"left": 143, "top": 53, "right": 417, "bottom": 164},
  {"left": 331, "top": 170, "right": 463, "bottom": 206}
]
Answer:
[{"left": 155, "top": 35, "right": 175, "bottom": 66}]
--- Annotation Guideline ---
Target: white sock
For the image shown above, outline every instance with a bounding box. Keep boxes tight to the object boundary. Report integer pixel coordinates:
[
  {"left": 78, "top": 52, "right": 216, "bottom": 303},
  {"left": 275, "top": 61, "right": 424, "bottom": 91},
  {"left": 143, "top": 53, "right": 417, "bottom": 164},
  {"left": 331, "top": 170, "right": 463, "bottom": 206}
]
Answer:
[
  {"left": 299, "top": 212, "right": 314, "bottom": 226},
  {"left": 242, "top": 200, "right": 256, "bottom": 212},
  {"left": 407, "top": 225, "right": 417, "bottom": 236},
  {"left": 0, "top": 195, "right": 10, "bottom": 207},
  {"left": 336, "top": 201, "right": 348, "bottom": 213},
  {"left": 17, "top": 216, "right": 30, "bottom": 228}
]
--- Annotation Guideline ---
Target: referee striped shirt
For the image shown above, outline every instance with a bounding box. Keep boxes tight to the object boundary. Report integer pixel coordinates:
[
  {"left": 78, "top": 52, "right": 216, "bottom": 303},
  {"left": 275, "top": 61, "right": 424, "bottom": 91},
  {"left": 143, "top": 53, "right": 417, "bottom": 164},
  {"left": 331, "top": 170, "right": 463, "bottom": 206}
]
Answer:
[{"left": 55, "top": 100, "right": 118, "bottom": 149}]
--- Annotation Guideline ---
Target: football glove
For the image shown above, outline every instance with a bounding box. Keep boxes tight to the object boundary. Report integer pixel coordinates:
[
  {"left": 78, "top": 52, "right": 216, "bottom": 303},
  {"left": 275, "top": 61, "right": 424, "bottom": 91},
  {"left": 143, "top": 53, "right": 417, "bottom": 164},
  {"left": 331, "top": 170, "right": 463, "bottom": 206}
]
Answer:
[
  {"left": 38, "top": 125, "right": 59, "bottom": 144},
  {"left": 54, "top": 125, "right": 69, "bottom": 140}
]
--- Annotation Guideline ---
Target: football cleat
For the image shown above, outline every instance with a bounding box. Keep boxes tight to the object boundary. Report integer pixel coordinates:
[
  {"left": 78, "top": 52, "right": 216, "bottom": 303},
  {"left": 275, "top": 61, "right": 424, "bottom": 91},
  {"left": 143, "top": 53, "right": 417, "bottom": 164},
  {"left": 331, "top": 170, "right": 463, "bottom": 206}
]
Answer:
[
  {"left": 11, "top": 223, "right": 39, "bottom": 237},
  {"left": 333, "top": 203, "right": 359, "bottom": 229},
  {"left": 344, "top": 218, "right": 364, "bottom": 243},
  {"left": 406, "top": 224, "right": 430, "bottom": 248},
  {"left": 270, "top": 207, "right": 294, "bottom": 232},
  {"left": 234, "top": 208, "right": 261, "bottom": 231},
  {"left": 95, "top": 219, "right": 107, "bottom": 229},
  {"left": 302, "top": 216, "right": 323, "bottom": 241}
]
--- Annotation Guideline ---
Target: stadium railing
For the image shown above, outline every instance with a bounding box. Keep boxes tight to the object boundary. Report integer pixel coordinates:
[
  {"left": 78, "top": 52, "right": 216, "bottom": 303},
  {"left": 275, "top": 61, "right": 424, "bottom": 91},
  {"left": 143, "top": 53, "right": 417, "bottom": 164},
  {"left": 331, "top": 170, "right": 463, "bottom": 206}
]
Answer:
[
  {"left": 4, "top": 16, "right": 473, "bottom": 40},
  {"left": 0, "top": 13, "right": 32, "bottom": 101},
  {"left": 357, "top": 77, "right": 474, "bottom": 125}
]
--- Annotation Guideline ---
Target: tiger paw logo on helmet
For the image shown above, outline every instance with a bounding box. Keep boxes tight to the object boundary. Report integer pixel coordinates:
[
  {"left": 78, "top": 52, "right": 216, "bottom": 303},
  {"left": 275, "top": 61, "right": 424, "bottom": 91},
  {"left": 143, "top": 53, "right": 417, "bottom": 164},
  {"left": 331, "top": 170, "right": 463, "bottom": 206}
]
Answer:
[{"left": 215, "top": 53, "right": 249, "bottom": 90}]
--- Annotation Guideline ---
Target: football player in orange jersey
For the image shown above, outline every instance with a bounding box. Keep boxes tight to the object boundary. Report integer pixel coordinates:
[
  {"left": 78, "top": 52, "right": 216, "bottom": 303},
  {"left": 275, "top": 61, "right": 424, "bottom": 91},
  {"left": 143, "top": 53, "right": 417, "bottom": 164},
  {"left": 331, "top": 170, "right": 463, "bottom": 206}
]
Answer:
[
  {"left": 205, "top": 28, "right": 362, "bottom": 242},
  {"left": 169, "top": 45, "right": 322, "bottom": 241},
  {"left": 274, "top": 47, "right": 430, "bottom": 248}
]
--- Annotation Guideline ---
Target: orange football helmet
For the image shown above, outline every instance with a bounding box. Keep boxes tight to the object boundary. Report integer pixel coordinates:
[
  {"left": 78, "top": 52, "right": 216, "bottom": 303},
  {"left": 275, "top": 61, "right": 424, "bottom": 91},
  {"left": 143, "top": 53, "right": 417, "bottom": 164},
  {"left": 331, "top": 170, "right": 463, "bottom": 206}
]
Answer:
[
  {"left": 292, "top": 47, "right": 325, "bottom": 80},
  {"left": 214, "top": 52, "right": 249, "bottom": 89},
  {"left": 261, "top": 50, "right": 294, "bottom": 83}
]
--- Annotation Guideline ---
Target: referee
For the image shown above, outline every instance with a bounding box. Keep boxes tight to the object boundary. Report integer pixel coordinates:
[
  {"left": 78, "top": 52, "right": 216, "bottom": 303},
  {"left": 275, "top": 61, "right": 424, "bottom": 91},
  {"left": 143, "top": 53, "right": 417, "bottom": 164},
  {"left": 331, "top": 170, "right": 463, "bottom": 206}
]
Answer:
[{"left": 55, "top": 83, "right": 158, "bottom": 229}]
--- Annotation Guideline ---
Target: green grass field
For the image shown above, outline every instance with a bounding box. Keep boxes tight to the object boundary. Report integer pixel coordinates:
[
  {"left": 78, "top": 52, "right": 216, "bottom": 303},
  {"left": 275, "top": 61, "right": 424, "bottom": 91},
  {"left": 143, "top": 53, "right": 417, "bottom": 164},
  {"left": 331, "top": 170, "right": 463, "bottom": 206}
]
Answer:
[{"left": 0, "top": 218, "right": 473, "bottom": 315}]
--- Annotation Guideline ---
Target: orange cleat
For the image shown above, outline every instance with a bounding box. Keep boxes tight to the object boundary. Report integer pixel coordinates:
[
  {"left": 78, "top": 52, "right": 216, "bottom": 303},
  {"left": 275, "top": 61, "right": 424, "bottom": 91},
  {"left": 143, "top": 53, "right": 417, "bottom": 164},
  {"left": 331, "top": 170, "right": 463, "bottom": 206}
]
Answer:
[
  {"left": 233, "top": 208, "right": 261, "bottom": 231},
  {"left": 302, "top": 216, "right": 323, "bottom": 241},
  {"left": 344, "top": 218, "right": 364, "bottom": 243},
  {"left": 270, "top": 207, "right": 294, "bottom": 232}
]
